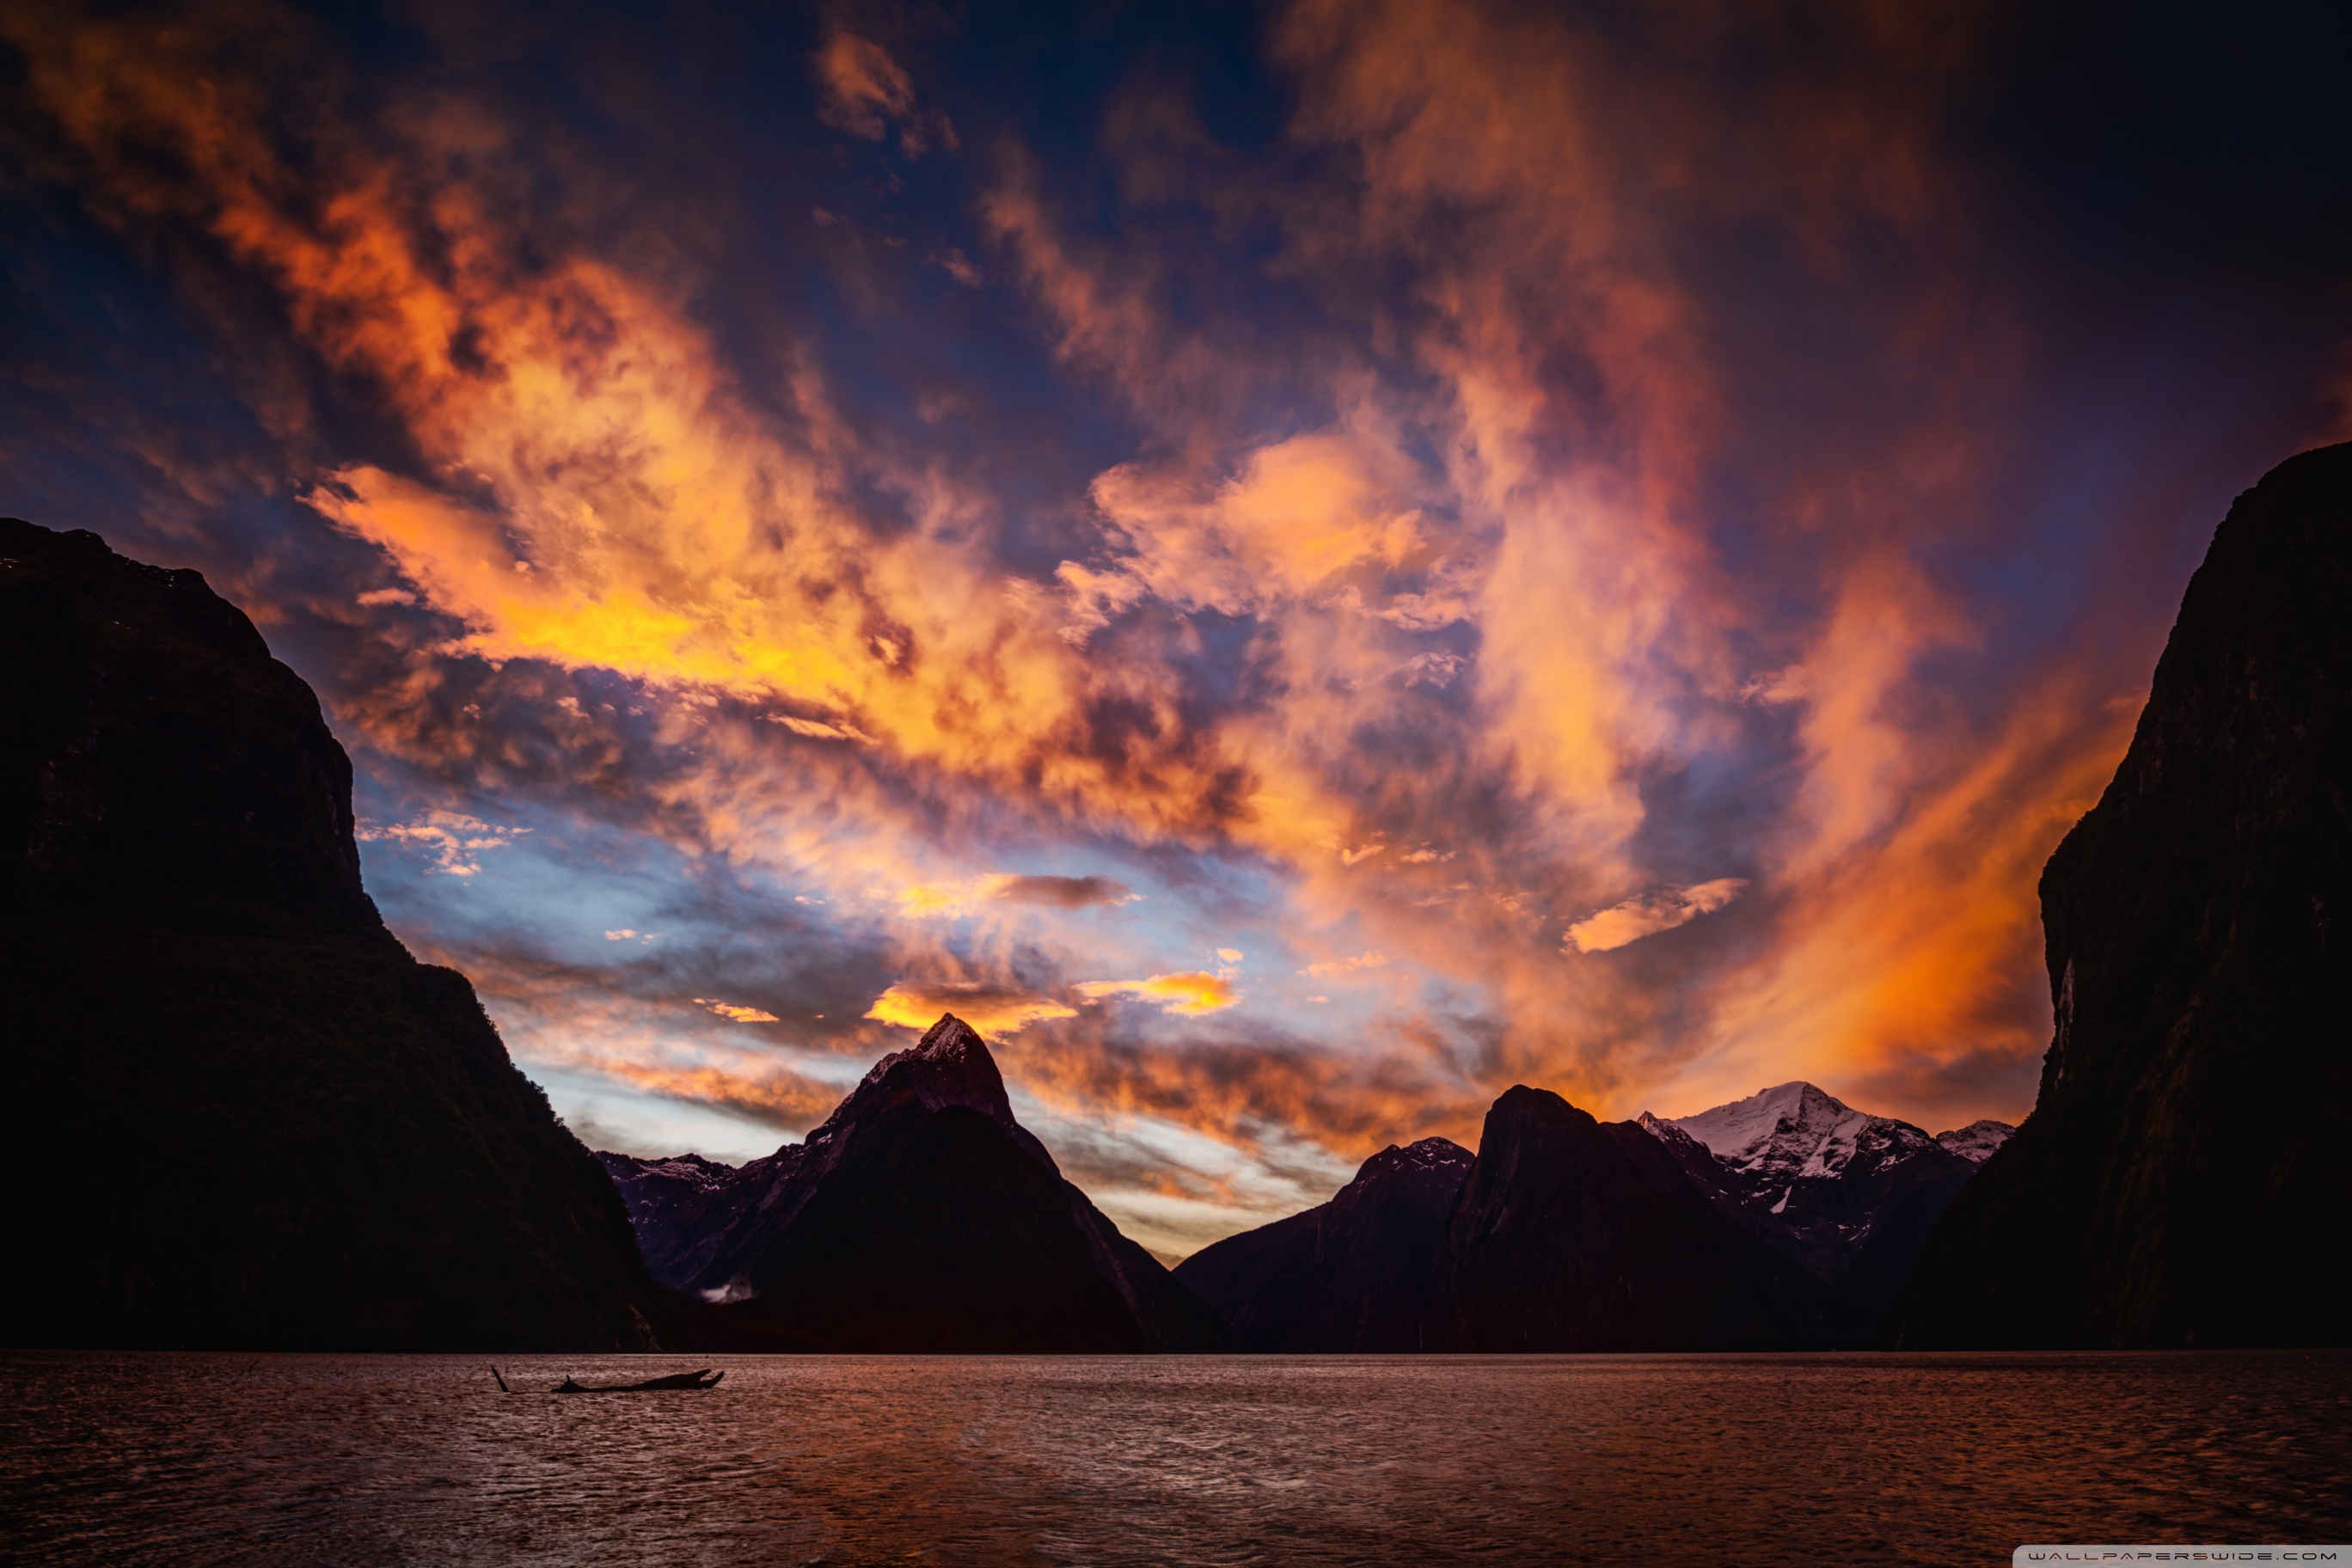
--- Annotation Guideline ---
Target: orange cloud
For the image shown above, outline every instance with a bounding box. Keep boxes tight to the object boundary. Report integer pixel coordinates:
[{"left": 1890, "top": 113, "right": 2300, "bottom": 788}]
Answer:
[
  {"left": 695, "top": 999, "right": 781, "bottom": 1024},
  {"left": 585, "top": 1056, "right": 842, "bottom": 1134},
  {"left": 992, "top": 1022, "right": 1485, "bottom": 1165},
  {"left": 1087, "top": 432, "right": 1431, "bottom": 616},
  {"left": 1074, "top": 972, "right": 1240, "bottom": 1017},
  {"left": 1565, "top": 879, "right": 1747, "bottom": 955},
  {"left": 1684, "top": 671, "right": 2141, "bottom": 1124},
  {"left": 864, "top": 983, "right": 1077, "bottom": 1035},
  {"left": 812, "top": 32, "right": 913, "bottom": 141}
]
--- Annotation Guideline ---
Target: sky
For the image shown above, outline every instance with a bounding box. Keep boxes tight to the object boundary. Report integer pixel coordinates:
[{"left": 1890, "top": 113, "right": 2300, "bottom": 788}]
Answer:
[{"left": 4, "top": 0, "right": 2348, "bottom": 1259}]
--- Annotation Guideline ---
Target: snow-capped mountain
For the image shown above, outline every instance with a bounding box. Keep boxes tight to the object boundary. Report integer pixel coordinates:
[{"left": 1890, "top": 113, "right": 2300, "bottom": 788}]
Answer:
[
  {"left": 1663, "top": 1081, "right": 1930, "bottom": 1193},
  {"left": 1635, "top": 1082, "right": 2016, "bottom": 1338},
  {"left": 1933, "top": 1120, "right": 2015, "bottom": 1164}
]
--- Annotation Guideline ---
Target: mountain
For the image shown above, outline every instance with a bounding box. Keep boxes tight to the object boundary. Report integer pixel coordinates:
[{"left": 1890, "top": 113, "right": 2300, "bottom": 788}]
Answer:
[
  {"left": 1889, "top": 443, "right": 2352, "bottom": 1350},
  {"left": 1180, "top": 1078, "right": 2009, "bottom": 1352},
  {"left": 1638, "top": 1082, "right": 2011, "bottom": 1338},
  {"left": 1445, "top": 1087, "right": 1837, "bottom": 1351},
  {"left": 1934, "top": 1121, "right": 2015, "bottom": 1163},
  {"left": 1173, "top": 1137, "right": 1472, "bottom": 1351},
  {"left": 598, "top": 1015, "right": 1232, "bottom": 1353},
  {"left": 0, "top": 519, "right": 660, "bottom": 1351}
]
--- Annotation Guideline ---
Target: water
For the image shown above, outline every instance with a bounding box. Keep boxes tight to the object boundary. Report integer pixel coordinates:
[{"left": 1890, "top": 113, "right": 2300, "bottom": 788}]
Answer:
[{"left": 4, "top": 1351, "right": 2348, "bottom": 1565}]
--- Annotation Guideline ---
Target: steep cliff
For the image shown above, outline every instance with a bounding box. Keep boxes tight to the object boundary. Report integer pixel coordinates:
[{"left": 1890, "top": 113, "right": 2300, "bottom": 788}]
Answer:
[
  {"left": 1889, "top": 444, "right": 2352, "bottom": 1348},
  {"left": 0, "top": 519, "right": 663, "bottom": 1351}
]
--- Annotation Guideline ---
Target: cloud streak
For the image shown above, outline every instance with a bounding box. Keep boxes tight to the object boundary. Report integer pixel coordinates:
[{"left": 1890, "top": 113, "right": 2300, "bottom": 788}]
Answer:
[
  {"left": 1075, "top": 973, "right": 1241, "bottom": 1018},
  {"left": 1565, "top": 881, "right": 1748, "bottom": 955}
]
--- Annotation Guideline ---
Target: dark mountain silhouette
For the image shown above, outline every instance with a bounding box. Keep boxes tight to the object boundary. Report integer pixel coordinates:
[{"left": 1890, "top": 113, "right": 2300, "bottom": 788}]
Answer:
[
  {"left": 1889, "top": 444, "right": 2352, "bottom": 1349},
  {"left": 1445, "top": 1087, "right": 1839, "bottom": 1351},
  {"left": 599, "top": 1015, "right": 1232, "bottom": 1353},
  {"left": 1173, "top": 1137, "right": 1471, "bottom": 1351},
  {"left": 0, "top": 519, "right": 665, "bottom": 1351},
  {"left": 1179, "top": 1078, "right": 2005, "bottom": 1352}
]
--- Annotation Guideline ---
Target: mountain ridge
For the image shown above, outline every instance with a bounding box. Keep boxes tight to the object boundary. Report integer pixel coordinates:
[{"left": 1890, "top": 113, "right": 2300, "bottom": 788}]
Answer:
[{"left": 1180, "top": 1075, "right": 2012, "bottom": 1351}]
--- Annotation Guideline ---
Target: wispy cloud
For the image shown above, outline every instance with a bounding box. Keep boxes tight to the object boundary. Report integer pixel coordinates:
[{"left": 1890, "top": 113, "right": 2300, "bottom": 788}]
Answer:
[
  {"left": 812, "top": 32, "right": 911, "bottom": 141},
  {"left": 1075, "top": 973, "right": 1240, "bottom": 1017},
  {"left": 356, "top": 812, "right": 527, "bottom": 878},
  {"left": 1298, "top": 951, "right": 1391, "bottom": 978},
  {"left": 1565, "top": 880, "right": 1748, "bottom": 955},
  {"left": 984, "top": 874, "right": 1137, "bottom": 909},
  {"left": 695, "top": 998, "right": 781, "bottom": 1024}
]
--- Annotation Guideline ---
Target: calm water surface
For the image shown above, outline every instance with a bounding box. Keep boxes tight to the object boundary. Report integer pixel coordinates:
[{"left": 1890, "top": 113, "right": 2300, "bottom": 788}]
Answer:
[{"left": 4, "top": 1351, "right": 2348, "bottom": 1565}]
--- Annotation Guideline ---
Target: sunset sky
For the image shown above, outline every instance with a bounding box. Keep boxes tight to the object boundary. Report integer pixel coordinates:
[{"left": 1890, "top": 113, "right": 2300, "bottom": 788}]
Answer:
[{"left": 4, "top": 0, "right": 2347, "bottom": 1257}]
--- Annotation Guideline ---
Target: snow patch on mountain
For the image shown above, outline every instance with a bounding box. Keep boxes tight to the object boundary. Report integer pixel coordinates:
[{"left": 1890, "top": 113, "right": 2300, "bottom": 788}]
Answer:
[
  {"left": 1932, "top": 1119, "right": 2015, "bottom": 1163},
  {"left": 629, "top": 1152, "right": 738, "bottom": 1191},
  {"left": 1660, "top": 1081, "right": 1931, "bottom": 1185}
]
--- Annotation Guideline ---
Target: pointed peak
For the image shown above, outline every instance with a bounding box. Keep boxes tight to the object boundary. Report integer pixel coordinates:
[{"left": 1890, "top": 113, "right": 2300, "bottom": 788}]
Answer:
[
  {"left": 911, "top": 1012, "right": 989, "bottom": 1063},
  {"left": 809, "top": 1013, "right": 1061, "bottom": 1175},
  {"left": 836, "top": 1013, "right": 1012, "bottom": 1122}
]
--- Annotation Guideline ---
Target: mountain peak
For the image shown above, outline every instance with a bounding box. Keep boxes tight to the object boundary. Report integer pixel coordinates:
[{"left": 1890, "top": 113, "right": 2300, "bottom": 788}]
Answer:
[
  {"left": 848, "top": 1012, "right": 1011, "bottom": 1116},
  {"left": 808, "top": 1012, "right": 1057, "bottom": 1174},
  {"left": 910, "top": 1012, "right": 989, "bottom": 1062},
  {"left": 1661, "top": 1080, "right": 1931, "bottom": 1185},
  {"left": 1932, "top": 1119, "right": 2015, "bottom": 1165},
  {"left": 1346, "top": 1136, "right": 1473, "bottom": 1192}
]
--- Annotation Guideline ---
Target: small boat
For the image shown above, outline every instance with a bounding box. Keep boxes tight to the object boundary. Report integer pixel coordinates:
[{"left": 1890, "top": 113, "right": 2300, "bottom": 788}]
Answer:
[{"left": 553, "top": 1369, "right": 725, "bottom": 1393}]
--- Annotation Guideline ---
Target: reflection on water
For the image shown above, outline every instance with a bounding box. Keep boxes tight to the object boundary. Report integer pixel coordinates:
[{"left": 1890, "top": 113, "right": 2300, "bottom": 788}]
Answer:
[{"left": 4, "top": 1351, "right": 2348, "bottom": 1565}]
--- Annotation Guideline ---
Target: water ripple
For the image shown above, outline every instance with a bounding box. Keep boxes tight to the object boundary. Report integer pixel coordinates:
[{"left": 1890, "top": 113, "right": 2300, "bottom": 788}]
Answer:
[{"left": 4, "top": 1351, "right": 2348, "bottom": 1565}]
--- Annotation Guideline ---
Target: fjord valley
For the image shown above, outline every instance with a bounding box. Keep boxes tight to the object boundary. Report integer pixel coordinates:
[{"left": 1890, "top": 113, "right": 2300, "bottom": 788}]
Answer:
[
  {"left": 0, "top": 511, "right": 2055, "bottom": 1355},
  {"left": 7, "top": 442, "right": 2349, "bottom": 1357},
  {"left": 12, "top": 1, "right": 2352, "bottom": 1558}
]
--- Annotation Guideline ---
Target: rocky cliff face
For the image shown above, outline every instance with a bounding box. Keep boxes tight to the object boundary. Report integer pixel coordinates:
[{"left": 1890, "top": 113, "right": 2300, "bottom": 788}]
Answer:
[
  {"left": 0, "top": 519, "right": 658, "bottom": 1351},
  {"left": 599, "top": 1014, "right": 1232, "bottom": 1353},
  {"left": 1889, "top": 444, "right": 2352, "bottom": 1349},
  {"left": 1173, "top": 1137, "right": 1472, "bottom": 1351}
]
